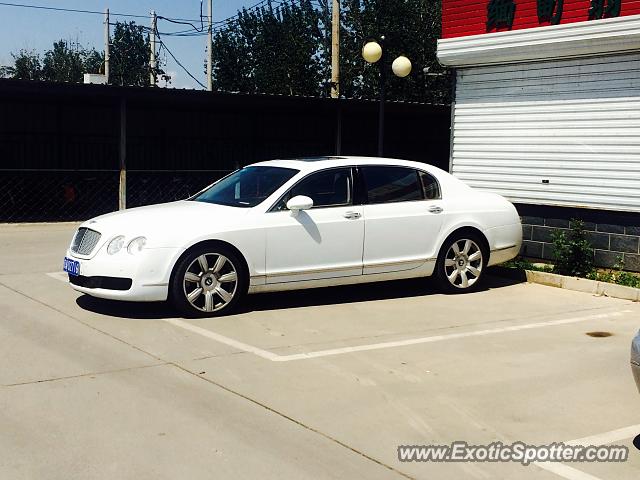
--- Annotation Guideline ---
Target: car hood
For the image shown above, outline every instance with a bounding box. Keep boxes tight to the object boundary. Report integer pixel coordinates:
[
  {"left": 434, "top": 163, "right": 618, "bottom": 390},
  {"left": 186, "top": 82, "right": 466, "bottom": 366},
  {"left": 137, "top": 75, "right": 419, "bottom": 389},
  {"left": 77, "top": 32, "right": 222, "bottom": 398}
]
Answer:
[{"left": 81, "top": 200, "right": 249, "bottom": 247}]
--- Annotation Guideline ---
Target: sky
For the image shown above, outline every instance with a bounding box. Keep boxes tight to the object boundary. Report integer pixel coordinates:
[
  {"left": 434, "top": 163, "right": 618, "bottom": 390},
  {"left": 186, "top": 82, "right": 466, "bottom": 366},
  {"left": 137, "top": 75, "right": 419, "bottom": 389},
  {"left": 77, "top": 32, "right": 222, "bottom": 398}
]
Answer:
[{"left": 0, "top": 0, "right": 257, "bottom": 89}]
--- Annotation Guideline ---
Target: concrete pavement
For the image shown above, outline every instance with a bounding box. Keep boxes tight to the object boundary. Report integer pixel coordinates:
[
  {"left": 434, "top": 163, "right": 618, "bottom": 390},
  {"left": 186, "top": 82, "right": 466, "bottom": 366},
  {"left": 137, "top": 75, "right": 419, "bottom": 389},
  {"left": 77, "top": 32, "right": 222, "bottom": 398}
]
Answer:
[{"left": 1, "top": 222, "right": 639, "bottom": 479}]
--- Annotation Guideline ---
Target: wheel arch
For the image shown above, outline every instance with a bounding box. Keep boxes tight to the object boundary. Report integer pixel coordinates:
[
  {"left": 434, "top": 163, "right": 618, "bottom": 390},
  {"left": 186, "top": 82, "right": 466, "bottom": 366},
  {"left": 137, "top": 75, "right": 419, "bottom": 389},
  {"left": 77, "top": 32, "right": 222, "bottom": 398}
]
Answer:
[
  {"left": 168, "top": 239, "right": 251, "bottom": 296},
  {"left": 437, "top": 226, "right": 490, "bottom": 260}
]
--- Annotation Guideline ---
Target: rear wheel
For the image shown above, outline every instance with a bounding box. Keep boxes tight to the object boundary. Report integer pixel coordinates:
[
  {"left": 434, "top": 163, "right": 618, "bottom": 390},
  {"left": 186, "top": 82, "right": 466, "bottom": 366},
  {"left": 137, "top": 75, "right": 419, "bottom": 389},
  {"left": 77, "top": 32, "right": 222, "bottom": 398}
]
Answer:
[
  {"left": 170, "top": 244, "right": 247, "bottom": 317},
  {"left": 435, "top": 234, "right": 486, "bottom": 293}
]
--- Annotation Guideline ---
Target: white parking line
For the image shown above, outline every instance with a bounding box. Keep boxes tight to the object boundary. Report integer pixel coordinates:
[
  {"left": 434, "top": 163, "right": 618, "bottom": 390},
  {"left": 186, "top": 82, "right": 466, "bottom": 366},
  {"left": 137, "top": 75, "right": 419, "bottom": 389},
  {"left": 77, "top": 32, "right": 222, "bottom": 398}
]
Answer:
[
  {"left": 271, "top": 310, "right": 630, "bottom": 362},
  {"left": 45, "top": 272, "right": 631, "bottom": 363},
  {"left": 166, "top": 318, "right": 280, "bottom": 361},
  {"left": 534, "top": 424, "right": 640, "bottom": 480},
  {"left": 166, "top": 310, "right": 630, "bottom": 362},
  {"left": 566, "top": 424, "right": 640, "bottom": 447}
]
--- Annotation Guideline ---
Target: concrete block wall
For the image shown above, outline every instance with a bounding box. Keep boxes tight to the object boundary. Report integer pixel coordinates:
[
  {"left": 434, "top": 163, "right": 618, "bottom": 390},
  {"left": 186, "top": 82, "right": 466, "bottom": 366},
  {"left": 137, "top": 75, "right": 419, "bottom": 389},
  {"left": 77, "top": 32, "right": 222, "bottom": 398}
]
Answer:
[{"left": 516, "top": 206, "right": 640, "bottom": 273}]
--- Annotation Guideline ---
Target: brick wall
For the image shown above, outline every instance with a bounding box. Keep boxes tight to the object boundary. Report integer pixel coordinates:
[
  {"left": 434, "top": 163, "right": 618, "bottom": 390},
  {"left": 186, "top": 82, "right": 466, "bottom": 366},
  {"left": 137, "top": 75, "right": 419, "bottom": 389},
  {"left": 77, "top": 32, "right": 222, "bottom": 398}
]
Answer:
[{"left": 518, "top": 207, "right": 640, "bottom": 272}]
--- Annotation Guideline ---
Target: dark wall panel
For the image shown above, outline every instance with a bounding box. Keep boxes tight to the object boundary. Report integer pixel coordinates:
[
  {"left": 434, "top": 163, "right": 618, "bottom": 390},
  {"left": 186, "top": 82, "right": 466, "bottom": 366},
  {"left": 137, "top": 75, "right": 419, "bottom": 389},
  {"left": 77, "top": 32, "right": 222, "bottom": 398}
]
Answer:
[{"left": 0, "top": 79, "right": 451, "bottom": 221}]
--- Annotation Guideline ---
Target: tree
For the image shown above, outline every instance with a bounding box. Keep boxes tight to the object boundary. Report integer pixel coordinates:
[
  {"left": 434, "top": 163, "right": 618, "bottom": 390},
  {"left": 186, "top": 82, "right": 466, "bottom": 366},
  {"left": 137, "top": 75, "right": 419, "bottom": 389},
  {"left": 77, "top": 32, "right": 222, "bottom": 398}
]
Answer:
[
  {"left": 211, "top": 0, "right": 448, "bottom": 103},
  {"left": 42, "top": 41, "right": 86, "bottom": 83},
  {"left": 2, "top": 22, "right": 166, "bottom": 87},
  {"left": 110, "top": 21, "right": 167, "bottom": 87},
  {"left": 83, "top": 48, "right": 105, "bottom": 75},
  {"left": 4, "top": 49, "right": 42, "bottom": 80},
  {"left": 211, "top": 0, "right": 325, "bottom": 96},
  {"left": 2, "top": 41, "right": 103, "bottom": 83},
  {"left": 340, "top": 0, "right": 451, "bottom": 103}
]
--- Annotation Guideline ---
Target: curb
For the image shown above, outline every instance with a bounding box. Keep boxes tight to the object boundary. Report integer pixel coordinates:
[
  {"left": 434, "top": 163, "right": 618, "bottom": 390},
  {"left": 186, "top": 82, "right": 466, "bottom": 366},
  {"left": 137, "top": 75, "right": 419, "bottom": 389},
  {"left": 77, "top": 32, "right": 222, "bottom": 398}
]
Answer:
[{"left": 491, "top": 266, "right": 640, "bottom": 302}]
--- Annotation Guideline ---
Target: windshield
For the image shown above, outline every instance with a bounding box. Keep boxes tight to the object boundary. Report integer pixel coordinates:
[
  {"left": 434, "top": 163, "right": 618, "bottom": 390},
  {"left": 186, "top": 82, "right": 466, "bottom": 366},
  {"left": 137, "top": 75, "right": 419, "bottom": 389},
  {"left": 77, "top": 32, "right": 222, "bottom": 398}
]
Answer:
[{"left": 192, "top": 166, "right": 299, "bottom": 208}]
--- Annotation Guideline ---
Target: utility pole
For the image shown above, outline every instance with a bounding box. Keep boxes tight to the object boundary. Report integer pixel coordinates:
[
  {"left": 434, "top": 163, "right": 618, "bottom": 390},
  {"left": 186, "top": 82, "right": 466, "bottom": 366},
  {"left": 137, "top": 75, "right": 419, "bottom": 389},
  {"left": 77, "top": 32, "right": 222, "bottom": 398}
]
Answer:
[
  {"left": 378, "top": 36, "right": 386, "bottom": 157},
  {"left": 150, "top": 10, "right": 157, "bottom": 86},
  {"left": 104, "top": 8, "right": 110, "bottom": 83},
  {"left": 330, "top": 0, "right": 340, "bottom": 98},
  {"left": 207, "top": 0, "right": 213, "bottom": 91}
]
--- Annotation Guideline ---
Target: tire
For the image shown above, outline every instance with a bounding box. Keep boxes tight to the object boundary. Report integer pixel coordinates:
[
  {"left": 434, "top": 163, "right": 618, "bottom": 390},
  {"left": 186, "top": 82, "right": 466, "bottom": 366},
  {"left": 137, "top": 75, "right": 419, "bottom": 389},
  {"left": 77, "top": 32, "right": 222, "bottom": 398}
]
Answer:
[
  {"left": 170, "top": 244, "right": 248, "bottom": 317},
  {"left": 434, "top": 233, "right": 487, "bottom": 294}
]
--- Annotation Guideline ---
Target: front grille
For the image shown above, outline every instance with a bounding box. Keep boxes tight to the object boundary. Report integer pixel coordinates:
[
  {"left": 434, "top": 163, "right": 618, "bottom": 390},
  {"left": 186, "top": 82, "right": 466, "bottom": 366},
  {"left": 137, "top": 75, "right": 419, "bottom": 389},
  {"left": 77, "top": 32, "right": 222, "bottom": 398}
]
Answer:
[{"left": 71, "top": 227, "right": 102, "bottom": 255}]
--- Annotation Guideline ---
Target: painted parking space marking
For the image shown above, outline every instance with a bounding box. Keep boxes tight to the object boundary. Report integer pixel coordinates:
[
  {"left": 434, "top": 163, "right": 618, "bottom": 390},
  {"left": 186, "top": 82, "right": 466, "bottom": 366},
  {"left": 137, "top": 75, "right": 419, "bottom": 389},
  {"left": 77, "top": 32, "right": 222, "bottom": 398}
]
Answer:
[
  {"left": 566, "top": 424, "right": 640, "bottom": 447},
  {"left": 533, "top": 424, "right": 640, "bottom": 480},
  {"left": 45, "top": 272, "right": 632, "bottom": 363},
  {"left": 167, "top": 309, "right": 631, "bottom": 362},
  {"left": 166, "top": 318, "right": 280, "bottom": 361}
]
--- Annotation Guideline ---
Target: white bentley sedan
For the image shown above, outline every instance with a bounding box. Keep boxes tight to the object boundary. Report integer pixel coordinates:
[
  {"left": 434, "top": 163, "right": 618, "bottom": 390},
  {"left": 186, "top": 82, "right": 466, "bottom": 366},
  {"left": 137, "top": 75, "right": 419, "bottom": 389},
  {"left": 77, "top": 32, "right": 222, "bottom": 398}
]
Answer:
[{"left": 64, "top": 156, "right": 522, "bottom": 316}]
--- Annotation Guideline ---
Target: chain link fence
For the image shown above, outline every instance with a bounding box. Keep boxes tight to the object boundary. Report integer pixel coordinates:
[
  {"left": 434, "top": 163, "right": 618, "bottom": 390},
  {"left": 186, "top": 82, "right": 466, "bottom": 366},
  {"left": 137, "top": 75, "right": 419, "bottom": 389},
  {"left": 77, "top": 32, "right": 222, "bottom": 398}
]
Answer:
[{"left": 0, "top": 169, "right": 230, "bottom": 223}]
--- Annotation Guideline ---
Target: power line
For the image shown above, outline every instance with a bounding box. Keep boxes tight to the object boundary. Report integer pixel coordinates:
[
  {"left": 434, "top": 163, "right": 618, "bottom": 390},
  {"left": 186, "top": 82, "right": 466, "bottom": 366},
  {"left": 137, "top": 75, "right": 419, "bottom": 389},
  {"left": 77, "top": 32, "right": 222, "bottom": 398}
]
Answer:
[
  {"left": 156, "top": 34, "right": 207, "bottom": 90},
  {"left": 155, "top": 0, "right": 324, "bottom": 37},
  {"left": 0, "top": 1, "right": 203, "bottom": 22}
]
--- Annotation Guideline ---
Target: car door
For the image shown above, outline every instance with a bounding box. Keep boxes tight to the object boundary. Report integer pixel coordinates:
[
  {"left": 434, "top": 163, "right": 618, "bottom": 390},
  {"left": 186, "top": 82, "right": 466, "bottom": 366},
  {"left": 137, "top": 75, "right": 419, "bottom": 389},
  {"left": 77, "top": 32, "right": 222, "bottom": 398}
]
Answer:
[
  {"left": 360, "top": 166, "right": 445, "bottom": 275},
  {"left": 264, "top": 167, "right": 364, "bottom": 283}
]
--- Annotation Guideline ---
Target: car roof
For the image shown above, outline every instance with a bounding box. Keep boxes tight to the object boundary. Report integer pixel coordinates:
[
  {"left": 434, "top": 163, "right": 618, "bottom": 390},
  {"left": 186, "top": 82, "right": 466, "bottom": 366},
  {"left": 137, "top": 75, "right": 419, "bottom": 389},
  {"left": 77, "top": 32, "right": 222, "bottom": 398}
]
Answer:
[{"left": 251, "top": 156, "right": 444, "bottom": 174}]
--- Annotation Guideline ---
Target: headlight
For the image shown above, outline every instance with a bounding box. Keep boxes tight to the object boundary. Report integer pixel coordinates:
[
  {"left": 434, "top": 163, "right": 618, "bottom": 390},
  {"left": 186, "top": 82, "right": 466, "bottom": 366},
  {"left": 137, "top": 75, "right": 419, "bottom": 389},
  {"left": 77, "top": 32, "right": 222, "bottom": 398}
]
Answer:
[
  {"left": 107, "top": 235, "right": 125, "bottom": 255},
  {"left": 127, "top": 236, "right": 147, "bottom": 255}
]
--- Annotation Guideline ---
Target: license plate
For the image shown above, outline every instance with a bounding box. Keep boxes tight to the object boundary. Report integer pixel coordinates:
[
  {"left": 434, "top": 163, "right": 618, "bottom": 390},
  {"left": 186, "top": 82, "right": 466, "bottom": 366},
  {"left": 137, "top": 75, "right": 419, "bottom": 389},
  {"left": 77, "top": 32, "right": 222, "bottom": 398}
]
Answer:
[{"left": 63, "top": 257, "right": 81, "bottom": 276}]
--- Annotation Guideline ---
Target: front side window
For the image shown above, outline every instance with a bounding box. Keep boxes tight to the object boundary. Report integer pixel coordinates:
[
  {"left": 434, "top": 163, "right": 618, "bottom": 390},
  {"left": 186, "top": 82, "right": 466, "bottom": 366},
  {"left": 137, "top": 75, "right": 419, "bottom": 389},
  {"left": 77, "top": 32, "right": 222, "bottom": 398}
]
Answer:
[
  {"left": 192, "top": 166, "right": 298, "bottom": 208},
  {"left": 361, "top": 166, "right": 423, "bottom": 204},
  {"left": 274, "top": 168, "right": 352, "bottom": 211}
]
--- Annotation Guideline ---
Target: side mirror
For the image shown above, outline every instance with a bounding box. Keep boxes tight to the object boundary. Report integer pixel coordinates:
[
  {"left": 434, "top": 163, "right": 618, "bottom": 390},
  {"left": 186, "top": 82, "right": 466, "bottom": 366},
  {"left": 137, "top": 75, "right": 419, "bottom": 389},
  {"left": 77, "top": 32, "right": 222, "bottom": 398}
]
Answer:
[{"left": 286, "top": 195, "right": 313, "bottom": 212}]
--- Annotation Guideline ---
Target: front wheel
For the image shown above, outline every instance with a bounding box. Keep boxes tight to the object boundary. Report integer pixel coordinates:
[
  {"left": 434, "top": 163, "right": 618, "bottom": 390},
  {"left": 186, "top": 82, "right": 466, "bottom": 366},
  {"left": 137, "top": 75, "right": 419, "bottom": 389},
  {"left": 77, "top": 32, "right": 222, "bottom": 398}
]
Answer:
[
  {"left": 170, "top": 245, "right": 247, "bottom": 317},
  {"left": 434, "top": 235, "right": 486, "bottom": 293}
]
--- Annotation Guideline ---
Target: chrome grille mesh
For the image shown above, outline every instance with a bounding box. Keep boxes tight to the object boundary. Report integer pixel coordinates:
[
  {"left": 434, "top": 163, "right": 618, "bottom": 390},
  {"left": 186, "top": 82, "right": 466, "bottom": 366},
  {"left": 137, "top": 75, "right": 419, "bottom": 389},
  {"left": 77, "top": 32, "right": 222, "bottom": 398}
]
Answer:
[{"left": 71, "top": 228, "right": 101, "bottom": 255}]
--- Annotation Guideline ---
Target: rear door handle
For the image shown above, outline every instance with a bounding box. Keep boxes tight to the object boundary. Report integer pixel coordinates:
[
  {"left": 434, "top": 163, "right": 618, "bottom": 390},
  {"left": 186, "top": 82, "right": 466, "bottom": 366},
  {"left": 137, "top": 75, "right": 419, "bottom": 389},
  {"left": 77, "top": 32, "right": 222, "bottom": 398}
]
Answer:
[
  {"left": 428, "top": 205, "right": 443, "bottom": 214},
  {"left": 343, "top": 211, "right": 361, "bottom": 219}
]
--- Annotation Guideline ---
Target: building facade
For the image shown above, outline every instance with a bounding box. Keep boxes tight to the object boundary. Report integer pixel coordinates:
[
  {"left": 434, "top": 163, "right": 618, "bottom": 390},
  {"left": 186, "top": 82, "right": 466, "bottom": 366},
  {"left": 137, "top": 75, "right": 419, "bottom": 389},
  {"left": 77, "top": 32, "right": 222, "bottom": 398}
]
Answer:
[{"left": 438, "top": 0, "right": 640, "bottom": 271}]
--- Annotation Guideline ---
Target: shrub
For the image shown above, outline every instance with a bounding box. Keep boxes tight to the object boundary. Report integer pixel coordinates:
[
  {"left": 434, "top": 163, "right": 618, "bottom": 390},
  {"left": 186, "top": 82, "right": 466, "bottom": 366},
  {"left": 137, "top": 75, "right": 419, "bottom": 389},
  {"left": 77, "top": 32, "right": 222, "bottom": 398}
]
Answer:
[{"left": 551, "top": 219, "right": 593, "bottom": 277}]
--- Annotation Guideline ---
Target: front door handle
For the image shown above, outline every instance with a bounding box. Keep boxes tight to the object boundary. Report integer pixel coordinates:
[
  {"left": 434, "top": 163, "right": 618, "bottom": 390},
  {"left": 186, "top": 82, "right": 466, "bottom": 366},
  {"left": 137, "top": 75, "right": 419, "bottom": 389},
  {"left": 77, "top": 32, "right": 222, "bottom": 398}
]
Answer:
[
  {"left": 428, "top": 205, "right": 443, "bottom": 214},
  {"left": 343, "top": 211, "right": 361, "bottom": 219}
]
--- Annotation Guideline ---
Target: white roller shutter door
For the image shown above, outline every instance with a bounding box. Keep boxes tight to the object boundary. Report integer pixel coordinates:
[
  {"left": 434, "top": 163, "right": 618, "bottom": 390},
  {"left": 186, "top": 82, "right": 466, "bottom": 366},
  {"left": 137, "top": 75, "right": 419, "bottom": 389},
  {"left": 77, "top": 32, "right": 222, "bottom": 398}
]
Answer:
[{"left": 452, "top": 52, "right": 640, "bottom": 212}]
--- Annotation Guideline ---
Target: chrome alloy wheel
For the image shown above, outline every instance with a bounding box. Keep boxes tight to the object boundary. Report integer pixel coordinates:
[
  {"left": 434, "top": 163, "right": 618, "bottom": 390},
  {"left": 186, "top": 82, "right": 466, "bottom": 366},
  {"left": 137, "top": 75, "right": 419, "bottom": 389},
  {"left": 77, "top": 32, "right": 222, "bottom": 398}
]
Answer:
[
  {"left": 443, "top": 239, "right": 483, "bottom": 289},
  {"left": 182, "top": 253, "right": 238, "bottom": 312}
]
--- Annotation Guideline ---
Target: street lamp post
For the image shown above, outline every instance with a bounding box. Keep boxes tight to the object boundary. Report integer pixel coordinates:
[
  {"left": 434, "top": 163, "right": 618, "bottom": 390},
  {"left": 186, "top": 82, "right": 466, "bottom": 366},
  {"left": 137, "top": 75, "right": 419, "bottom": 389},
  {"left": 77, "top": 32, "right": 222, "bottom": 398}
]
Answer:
[{"left": 362, "top": 38, "right": 412, "bottom": 157}]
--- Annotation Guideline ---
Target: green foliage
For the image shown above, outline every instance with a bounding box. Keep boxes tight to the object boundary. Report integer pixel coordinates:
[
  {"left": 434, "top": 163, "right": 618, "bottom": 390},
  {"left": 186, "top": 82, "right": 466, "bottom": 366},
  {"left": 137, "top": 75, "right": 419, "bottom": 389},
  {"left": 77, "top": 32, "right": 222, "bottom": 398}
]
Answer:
[
  {"left": 42, "top": 41, "right": 102, "bottom": 83},
  {"left": 503, "top": 257, "right": 554, "bottom": 273},
  {"left": 340, "top": 0, "right": 451, "bottom": 103},
  {"left": 82, "top": 48, "right": 104, "bottom": 76},
  {"left": 212, "top": 0, "right": 324, "bottom": 96},
  {"left": 211, "top": 0, "right": 449, "bottom": 102},
  {"left": 111, "top": 22, "right": 167, "bottom": 87},
  {"left": 586, "top": 257, "right": 640, "bottom": 288},
  {"left": 5, "top": 49, "right": 42, "bottom": 80},
  {"left": 2, "top": 22, "right": 166, "bottom": 87},
  {"left": 3, "top": 43, "right": 103, "bottom": 83},
  {"left": 551, "top": 219, "right": 594, "bottom": 277}
]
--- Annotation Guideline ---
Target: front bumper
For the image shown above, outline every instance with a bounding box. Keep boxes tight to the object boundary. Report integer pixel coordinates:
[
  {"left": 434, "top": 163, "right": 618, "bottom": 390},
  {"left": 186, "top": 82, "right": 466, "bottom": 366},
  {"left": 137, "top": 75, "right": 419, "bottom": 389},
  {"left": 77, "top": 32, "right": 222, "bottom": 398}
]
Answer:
[
  {"left": 66, "top": 245, "right": 181, "bottom": 302},
  {"left": 632, "top": 332, "right": 640, "bottom": 394}
]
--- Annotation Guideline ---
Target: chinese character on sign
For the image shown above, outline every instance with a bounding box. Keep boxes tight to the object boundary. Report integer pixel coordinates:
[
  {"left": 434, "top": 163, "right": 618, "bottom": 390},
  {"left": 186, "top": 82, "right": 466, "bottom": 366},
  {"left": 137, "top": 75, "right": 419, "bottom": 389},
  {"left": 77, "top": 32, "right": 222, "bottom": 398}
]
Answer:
[
  {"left": 538, "top": 0, "right": 564, "bottom": 24},
  {"left": 486, "top": 0, "right": 516, "bottom": 31},
  {"left": 588, "top": 0, "right": 622, "bottom": 19}
]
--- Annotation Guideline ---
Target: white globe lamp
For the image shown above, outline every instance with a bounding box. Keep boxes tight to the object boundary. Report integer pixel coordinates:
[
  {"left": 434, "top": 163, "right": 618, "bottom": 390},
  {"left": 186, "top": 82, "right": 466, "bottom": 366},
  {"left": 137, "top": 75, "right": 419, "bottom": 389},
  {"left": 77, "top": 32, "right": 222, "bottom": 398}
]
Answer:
[
  {"left": 392, "top": 55, "right": 412, "bottom": 78},
  {"left": 362, "top": 41, "right": 383, "bottom": 64}
]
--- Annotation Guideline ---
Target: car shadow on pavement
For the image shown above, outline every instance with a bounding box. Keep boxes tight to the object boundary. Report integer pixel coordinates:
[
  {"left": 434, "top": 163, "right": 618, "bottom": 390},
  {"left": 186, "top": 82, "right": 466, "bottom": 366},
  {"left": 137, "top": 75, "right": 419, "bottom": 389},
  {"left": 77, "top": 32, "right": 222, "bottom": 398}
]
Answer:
[{"left": 75, "top": 269, "right": 522, "bottom": 320}]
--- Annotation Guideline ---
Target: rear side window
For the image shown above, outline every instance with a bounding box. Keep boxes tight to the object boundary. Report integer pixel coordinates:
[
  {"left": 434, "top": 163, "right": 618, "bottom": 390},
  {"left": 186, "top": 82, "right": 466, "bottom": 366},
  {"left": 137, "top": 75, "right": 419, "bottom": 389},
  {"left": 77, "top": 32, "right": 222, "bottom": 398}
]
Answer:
[
  {"left": 361, "top": 166, "right": 423, "bottom": 204},
  {"left": 419, "top": 171, "right": 441, "bottom": 200}
]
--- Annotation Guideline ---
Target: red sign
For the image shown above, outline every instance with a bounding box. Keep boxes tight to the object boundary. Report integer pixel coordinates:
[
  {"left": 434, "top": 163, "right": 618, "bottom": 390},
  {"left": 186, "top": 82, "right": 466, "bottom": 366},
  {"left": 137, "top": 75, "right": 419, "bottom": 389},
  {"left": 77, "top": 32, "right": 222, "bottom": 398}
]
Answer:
[{"left": 442, "top": 0, "right": 640, "bottom": 38}]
